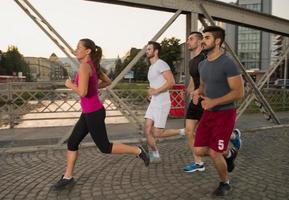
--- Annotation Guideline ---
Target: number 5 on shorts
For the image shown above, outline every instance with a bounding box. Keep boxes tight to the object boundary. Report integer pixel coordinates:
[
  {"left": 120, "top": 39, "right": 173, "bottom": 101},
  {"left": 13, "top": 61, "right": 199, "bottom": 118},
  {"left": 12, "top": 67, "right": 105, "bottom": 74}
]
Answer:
[{"left": 218, "top": 140, "right": 224, "bottom": 150}]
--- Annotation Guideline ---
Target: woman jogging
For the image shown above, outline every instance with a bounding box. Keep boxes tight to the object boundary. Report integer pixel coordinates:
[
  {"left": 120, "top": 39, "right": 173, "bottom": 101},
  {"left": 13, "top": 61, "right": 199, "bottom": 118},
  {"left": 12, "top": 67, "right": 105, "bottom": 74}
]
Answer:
[{"left": 53, "top": 38, "right": 149, "bottom": 190}]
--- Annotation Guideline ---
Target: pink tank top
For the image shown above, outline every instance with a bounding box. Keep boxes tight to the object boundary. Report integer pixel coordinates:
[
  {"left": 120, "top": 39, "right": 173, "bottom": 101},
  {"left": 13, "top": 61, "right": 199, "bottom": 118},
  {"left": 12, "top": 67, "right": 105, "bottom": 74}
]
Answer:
[{"left": 74, "top": 61, "right": 103, "bottom": 113}]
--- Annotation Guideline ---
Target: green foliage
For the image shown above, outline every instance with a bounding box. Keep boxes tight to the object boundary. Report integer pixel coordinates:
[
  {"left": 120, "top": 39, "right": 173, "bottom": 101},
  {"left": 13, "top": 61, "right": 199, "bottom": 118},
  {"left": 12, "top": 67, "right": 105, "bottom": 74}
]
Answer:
[
  {"left": 0, "top": 46, "right": 31, "bottom": 81},
  {"left": 114, "top": 82, "right": 148, "bottom": 89},
  {"left": 114, "top": 83, "right": 148, "bottom": 99},
  {"left": 113, "top": 48, "right": 148, "bottom": 81},
  {"left": 113, "top": 37, "right": 181, "bottom": 81},
  {"left": 62, "top": 66, "right": 68, "bottom": 77},
  {"left": 160, "top": 37, "right": 181, "bottom": 75},
  {"left": 124, "top": 48, "right": 148, "bottom": 81},
  {"left": 113, "top": 57, "right": 125, "bottom": 79}
]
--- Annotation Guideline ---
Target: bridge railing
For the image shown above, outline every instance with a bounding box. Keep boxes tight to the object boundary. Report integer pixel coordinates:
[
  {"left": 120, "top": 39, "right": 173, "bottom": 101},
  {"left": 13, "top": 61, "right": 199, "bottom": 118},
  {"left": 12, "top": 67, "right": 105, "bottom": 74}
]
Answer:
[
  {"left": 1, "top": 82, "right": 288, "bottom": 128},
  {"left": 0, "top": 82, "right": 186, "bottom": 128}
]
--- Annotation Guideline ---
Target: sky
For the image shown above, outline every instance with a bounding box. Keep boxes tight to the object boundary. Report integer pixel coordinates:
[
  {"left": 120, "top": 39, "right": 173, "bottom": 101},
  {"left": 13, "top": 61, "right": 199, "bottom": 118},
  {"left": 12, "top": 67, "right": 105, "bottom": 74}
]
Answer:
[{"left": 0, "top": 0, "right": 288, "bottom": 59}]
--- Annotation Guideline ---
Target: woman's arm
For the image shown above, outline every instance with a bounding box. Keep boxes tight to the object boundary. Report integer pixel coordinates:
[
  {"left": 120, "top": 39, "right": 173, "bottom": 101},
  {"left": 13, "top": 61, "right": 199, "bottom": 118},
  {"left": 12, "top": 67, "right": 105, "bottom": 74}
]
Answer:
[
  {"left": 98, "top": 71, "right": 112, "bottom": 89},
  {"left": 65, "top": 63, "right": 90, "bottom": 97}
]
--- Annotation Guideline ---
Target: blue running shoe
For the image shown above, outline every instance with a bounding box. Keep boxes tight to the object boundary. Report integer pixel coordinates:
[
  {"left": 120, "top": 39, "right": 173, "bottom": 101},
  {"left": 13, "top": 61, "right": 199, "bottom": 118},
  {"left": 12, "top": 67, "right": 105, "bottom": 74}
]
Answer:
[
  {"left": 183, "top": 162, "right": 205, "bottom": 173},
  {"left": 231, "top": 129, "right": 242, "bottom": 150}
]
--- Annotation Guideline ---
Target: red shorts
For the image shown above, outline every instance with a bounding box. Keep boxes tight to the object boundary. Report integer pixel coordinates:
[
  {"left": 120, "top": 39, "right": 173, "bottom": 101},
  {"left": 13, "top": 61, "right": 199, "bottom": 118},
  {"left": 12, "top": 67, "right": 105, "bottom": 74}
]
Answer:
[{"left": 194, "top": 108, "right": 236, "bottom": 152}]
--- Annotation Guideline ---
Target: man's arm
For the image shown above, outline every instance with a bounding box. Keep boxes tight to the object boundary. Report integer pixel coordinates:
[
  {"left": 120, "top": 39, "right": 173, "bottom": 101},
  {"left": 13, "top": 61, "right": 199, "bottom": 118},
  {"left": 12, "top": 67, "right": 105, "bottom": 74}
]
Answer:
[
  {"left": 148, "top": 70, "right": 175, "bottom": 96},
  {"left": 186, "top": 77, "right": 194, "bottom": 95},
  {"left": 201, "top": 75, "right": 244, "bottom": 110},
  {"left": 192, "top": 79, "right": 205, "bottom": 105}
]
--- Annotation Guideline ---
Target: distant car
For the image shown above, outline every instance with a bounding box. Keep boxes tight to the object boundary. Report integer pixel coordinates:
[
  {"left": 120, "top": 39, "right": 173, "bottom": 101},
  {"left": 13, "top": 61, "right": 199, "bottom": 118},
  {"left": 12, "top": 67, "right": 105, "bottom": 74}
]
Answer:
[{"left": 273, "top": 79, "right": 289, "bottom": 88}]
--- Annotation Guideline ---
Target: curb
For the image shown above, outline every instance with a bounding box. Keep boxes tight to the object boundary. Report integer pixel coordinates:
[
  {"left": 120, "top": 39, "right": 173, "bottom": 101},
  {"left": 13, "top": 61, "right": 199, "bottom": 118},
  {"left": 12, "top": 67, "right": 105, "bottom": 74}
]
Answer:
[{"left": 1, "top": 124, "right": 289, "bottom": 154}]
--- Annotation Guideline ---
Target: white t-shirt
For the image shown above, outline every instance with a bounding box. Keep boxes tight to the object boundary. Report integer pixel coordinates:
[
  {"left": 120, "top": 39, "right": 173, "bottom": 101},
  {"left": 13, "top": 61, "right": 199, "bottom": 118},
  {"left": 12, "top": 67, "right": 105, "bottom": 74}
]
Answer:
[{"left": 148, "top": 59, "right": 171, "bottom": 106}]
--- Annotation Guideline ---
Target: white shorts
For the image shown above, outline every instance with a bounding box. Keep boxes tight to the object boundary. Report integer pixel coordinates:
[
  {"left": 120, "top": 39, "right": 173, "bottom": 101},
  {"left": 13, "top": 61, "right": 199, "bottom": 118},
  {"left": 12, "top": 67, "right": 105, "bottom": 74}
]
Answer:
[{"left": 144, "top": 103, "right": 170, "bottom": 128}]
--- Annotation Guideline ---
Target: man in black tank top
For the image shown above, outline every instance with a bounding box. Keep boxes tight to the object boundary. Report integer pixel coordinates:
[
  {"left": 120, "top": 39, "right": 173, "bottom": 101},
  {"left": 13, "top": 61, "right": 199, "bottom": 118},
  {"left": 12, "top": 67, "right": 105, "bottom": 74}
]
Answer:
[{"left": 183, "top": 32, "right": 207, "bottom": 173}]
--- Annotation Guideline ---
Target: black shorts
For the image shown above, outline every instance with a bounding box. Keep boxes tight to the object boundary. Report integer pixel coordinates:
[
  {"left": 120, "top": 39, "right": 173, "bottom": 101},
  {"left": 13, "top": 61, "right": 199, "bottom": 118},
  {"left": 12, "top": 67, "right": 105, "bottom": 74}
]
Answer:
[{"left": 186, "top": 100, "right": 203, "bottom": 120}]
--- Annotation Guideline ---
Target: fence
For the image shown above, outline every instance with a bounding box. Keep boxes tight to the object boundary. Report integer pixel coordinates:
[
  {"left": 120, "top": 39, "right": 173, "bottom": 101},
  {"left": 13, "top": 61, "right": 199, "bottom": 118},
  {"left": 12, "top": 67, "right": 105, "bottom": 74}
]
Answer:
[
  {"left": 0, "top": 82, "right": 186, "bottom": 128},
  {"left": 1, "top": 82, "right": 289, "bottom": 129}
]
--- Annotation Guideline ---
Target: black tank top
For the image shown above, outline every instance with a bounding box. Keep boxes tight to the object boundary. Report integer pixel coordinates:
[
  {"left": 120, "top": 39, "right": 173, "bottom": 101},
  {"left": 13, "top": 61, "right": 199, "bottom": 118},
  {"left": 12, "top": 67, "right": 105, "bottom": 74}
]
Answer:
[{"left": 189, "top": 51, "right": 206, "bottom": 89}]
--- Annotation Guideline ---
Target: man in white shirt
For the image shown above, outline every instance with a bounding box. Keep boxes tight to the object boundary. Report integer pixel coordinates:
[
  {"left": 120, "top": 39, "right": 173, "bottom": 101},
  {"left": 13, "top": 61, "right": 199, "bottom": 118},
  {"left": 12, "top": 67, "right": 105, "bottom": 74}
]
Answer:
[{"left": 144, "top": 41, "right": 184, "bottom": 162}]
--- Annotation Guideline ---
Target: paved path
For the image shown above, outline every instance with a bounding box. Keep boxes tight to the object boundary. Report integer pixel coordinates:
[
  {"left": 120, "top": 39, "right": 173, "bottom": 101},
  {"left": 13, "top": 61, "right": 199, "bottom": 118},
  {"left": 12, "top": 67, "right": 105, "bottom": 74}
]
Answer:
[{"left": 0, "top": 128, "right": 288, "bottom": 200}]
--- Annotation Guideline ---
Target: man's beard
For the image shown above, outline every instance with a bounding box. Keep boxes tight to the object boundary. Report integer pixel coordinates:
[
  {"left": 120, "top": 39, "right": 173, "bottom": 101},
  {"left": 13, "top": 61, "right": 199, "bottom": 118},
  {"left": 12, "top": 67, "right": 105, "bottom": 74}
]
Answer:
[
  {"left": 188, "top": 47, "right": 195, "bottom": 51},
  {"left": 202, "top": 44, "right": 215, "bottom": 54},
  {"left": 146, "top": 54, "right": 154, "bottom": 59}
]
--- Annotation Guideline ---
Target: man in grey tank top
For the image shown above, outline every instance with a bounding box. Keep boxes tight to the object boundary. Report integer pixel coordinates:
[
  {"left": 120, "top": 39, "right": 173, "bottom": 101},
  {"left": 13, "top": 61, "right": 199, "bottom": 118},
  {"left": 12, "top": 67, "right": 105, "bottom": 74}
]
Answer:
[{"left": 192, "top": 26, "right": 244, "bottom": 197}]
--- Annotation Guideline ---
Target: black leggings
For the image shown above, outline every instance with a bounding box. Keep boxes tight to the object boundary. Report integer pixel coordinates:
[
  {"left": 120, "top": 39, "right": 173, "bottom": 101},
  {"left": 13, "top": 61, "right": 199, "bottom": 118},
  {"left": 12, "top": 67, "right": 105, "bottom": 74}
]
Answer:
[{"left": 67, "top": 107, "right": 113, "bottom": 153}]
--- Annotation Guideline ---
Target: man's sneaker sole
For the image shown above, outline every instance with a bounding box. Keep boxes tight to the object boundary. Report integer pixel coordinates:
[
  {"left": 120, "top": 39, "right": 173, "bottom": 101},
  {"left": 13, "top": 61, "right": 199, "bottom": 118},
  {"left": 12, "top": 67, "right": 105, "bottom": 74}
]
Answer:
[
  {"left": 52, "top": 177, "right": 75, "bottom": 190},
  {"left": 212, "top": 182, "right": 232, "bottom": 197},
  {"left": 150, "top": 156, "right": 162, "bottom": 164},
  {"left": 184, "top": 167, "right": 205, "bottom": 173}
]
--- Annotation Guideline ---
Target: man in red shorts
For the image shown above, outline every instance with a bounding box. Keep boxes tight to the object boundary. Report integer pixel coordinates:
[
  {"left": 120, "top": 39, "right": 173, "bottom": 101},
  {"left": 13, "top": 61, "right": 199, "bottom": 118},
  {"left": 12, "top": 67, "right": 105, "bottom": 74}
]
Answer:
[{"left": 193, "top": 26, "right": 244, "bottom": 197}]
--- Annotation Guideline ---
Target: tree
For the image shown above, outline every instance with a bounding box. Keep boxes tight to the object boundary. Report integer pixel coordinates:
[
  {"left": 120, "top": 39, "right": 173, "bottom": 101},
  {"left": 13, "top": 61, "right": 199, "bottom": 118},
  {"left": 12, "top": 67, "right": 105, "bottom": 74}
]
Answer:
[
  {"left": 113, "top": 56, "right": 124, "bottom": 79},
  {"left": 122, "top": 48, "right": 148, "bottom": 81},
  {"left": 0, "top": 50, "right": 5, "bottom": 75},
  {"left": 107, "top": 68, "right": 114, "bottom": 79},
  {"left": 112, "top": 37, "right": 181, "bottom": 81},
  {"left": 62, "top": 66, "right": 68, "bottom": 78},
  {"left": 113, "top": 49, "right": 148, "bottom": 81},
  {"left": 160, "top": 37, "right": 181, "bottom": 75},
  {"left": 0, "top": 46, "right": 31, "bottom": 81}
]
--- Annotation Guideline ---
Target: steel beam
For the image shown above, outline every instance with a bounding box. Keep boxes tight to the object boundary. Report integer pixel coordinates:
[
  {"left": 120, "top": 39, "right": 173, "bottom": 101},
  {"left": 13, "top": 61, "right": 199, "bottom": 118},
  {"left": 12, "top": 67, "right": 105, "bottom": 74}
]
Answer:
[
  {"left": 237, "top": 45, "right": 289, "bottom": 118},
  {"left": 108, "top": 9, "right": 182, "bottom": 89},
  {"left": 86, "top": 0, "right": 289, "bottom": 36},
  {"left": 15, "top": 0, "right": 79, "bottom": 68}
]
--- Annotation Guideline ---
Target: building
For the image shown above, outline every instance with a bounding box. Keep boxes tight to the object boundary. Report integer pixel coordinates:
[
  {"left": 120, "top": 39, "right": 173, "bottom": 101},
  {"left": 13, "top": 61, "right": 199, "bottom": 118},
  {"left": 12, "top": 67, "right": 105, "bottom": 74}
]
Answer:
[
  {"left": 24, "top": 57, "right": 51, "bottom": 81},
  {"left": 58, "top": 57, "right": 116, "bottom": 78},
  {"left": 0, "top": 75, "right": 26, "bottom": 83},
  {"left": 271, "top": 35, "right": 289, "bottom": 80},
  {"left": 226, "top": 0, "right": 272, "bottom": 70},
  {"left": 24, "top": 55, "right": 68, "bottom": 81},
  {"left": 49, "top": 53, "right": 68, "bottom": 80}
]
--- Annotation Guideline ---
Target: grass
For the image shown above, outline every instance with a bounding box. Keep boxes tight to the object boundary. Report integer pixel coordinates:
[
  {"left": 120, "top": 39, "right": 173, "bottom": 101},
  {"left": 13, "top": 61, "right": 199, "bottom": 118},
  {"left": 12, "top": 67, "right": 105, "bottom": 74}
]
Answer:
[{"left": 114, "top": 82, "right": 149, "bottom": 90}]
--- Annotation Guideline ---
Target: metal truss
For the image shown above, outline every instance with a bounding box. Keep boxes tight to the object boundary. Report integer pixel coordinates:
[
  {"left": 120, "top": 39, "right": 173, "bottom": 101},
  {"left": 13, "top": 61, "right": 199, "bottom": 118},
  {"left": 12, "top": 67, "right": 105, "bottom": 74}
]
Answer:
[{"left": 14, "top": 0, "right": 78, "bottom": 68}]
